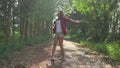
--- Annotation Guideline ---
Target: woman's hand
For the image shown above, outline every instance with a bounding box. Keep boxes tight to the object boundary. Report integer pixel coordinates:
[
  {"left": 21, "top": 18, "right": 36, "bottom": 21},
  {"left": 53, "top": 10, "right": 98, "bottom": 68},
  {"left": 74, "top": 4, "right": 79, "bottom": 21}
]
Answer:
[
  {"left": 75, "top": 20, "right": 80, "bottom": 23},
  {"left": 69, "top": 19, "right": 80, "bottom": 23}
]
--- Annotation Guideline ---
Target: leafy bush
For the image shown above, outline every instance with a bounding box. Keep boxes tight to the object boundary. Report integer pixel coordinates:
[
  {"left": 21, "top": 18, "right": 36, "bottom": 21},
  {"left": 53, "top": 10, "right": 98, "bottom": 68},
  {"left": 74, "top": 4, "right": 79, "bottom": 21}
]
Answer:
[
  {"left": 80, "top": 40, "right": 120, "bottom": 60},
  {"left": 80, "top": 41, "right": 107, "bottom": 54},
  {"left": 106, "top": 42, "right": 120, "bottom": 60}
]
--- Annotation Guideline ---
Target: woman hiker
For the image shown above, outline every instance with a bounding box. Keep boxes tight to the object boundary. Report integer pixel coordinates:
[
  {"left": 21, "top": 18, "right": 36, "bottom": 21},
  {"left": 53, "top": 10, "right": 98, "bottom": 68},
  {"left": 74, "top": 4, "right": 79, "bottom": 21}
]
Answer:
[{"left": 51, "top": 11, "right": 80, "bottom": 61}]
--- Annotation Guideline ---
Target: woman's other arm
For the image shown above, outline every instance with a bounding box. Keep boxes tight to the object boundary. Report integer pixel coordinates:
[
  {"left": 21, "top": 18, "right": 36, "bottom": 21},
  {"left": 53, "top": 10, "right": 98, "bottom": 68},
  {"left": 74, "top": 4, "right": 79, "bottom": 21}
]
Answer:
[{"left": 65, "top": 17, "right": 80, "bottom": 23}]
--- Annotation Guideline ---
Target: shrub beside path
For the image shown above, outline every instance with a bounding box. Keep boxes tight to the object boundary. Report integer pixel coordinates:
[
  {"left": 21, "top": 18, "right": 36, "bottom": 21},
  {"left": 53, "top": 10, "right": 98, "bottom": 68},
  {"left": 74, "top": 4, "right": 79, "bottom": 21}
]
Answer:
[{"left": 0, "top": 39, "right": 119, "bottom": 68}]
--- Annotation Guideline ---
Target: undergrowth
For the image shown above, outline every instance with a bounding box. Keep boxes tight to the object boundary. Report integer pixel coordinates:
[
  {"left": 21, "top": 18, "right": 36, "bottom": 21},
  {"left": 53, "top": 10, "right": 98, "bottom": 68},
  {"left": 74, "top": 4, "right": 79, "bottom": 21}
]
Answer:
[
  {"left": 80, "top": 41, "right": 120, "bottom": 60},
  {"left": 0, "top": 35, "right": 50, "bottom": 59}
]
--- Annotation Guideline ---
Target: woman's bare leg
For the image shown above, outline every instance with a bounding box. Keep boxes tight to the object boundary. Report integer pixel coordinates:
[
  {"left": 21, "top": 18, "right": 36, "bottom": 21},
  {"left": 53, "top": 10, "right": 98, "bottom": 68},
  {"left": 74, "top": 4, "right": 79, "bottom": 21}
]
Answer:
[
  {"left": 59, "top": 37, "right": 64, "bottom": 57},
  {"left": 52, "top": 36, "right": 58, "bottom": 57}
]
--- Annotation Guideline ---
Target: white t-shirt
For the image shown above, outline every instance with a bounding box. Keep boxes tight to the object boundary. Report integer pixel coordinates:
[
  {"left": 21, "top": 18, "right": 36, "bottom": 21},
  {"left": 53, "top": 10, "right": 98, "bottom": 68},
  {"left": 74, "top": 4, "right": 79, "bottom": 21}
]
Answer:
[{"left": 56, "top": 20, "right": 62, "bottom": 33}]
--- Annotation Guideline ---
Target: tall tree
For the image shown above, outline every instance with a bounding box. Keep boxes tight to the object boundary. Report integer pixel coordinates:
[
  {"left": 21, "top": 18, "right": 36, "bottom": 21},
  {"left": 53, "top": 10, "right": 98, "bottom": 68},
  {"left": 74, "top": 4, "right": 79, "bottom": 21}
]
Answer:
[
  {"left": 0, "top": 0, "right": 56, "bottom": 45},
  {"left": 0, "top": 0, "right": 15, "bottom": 44}
]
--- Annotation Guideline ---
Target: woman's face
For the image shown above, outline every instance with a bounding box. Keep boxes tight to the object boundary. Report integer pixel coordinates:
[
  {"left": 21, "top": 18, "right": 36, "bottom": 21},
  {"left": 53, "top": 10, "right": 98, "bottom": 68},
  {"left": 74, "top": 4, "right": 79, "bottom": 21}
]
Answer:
[
  {"left": 57, "top": 12, "right": 61, "bottom": 17},
  {"left": 57, "top": 11, "right": 63, "bottom": 17}
]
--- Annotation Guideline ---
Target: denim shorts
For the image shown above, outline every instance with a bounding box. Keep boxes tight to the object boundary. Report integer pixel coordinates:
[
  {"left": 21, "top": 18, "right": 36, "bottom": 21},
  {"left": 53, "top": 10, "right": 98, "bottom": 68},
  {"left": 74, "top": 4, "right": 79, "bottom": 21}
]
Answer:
[{"left": 55, "top": 32, "right": 64, "bottom": 37}]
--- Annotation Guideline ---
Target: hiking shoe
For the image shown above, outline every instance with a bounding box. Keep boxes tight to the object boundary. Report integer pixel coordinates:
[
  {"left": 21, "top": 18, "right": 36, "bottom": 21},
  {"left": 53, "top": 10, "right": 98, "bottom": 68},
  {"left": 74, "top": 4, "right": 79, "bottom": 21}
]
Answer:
[
  {"left": 51, "top": 56, "right": 55, "bottom": 61},
  {"left": 59, "top": 56, "right": 65, "bottom": 61}
]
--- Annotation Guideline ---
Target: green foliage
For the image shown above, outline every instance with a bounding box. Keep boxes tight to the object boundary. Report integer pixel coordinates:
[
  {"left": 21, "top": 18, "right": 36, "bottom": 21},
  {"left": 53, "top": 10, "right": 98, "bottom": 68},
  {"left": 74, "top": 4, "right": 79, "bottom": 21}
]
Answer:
[
  {"left": 106, "top": 33, "right": 120, "bottom": 42},
  {"left": 73, "top": 0, "right": 93, "bottom": 14},
  {"left": 0, "top": 43, "right": 8, "bottom": 58},
  {"left": 56, "top": 0, "right": 74, "bottom": 15},
  {"left": 72, "top": 0, "right": 119, "bottom": 41},
  {"left": 25, "top": 35, "right": 50, "bottom": 45},
  {"left": 80, "top": 40, "right": 120, "bottom": 60},
  {"left": 106, "top": 42, "right": 120, "bottom": 60},
  {"left": 80, "top": 41, "right": 107, "bottom": 54}
]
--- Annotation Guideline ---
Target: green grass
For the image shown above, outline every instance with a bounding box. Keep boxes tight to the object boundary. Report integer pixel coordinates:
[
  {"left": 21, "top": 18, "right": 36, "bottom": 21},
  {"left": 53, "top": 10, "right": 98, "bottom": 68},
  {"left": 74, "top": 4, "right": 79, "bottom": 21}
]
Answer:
[{"left": 80, "top": 41, "right": 120, "bottom": 60}]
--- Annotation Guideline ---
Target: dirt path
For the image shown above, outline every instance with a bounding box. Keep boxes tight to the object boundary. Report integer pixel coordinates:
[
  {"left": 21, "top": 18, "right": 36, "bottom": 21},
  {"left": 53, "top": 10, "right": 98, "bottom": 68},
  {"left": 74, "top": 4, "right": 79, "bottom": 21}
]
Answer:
[{"left": 0, "top": 40, "right": 119, "bottom": 68}]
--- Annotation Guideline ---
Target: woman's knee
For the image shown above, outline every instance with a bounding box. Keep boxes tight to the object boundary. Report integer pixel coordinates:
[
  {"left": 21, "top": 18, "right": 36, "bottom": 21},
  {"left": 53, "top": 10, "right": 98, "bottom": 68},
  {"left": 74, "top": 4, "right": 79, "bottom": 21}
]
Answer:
[
  {"left": 59, "top": 41, "right": 63, "bottom": 45},
  {"left": 54, "top": 37, "right": 58, "bottom": 45}
]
